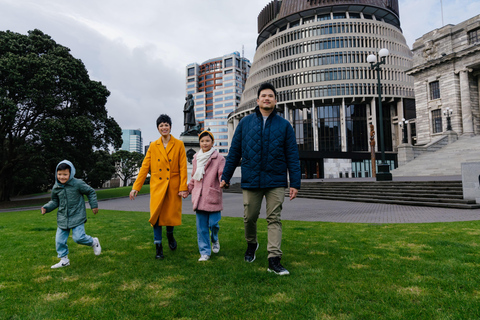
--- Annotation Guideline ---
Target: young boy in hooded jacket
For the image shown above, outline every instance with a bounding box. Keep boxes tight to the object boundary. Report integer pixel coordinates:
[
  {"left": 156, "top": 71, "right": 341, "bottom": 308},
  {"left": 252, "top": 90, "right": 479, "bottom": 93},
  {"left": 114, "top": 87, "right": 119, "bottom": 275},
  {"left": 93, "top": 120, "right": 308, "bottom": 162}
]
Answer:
[{"left": 41, "top": 160, "right": 101, "bottom": 268}]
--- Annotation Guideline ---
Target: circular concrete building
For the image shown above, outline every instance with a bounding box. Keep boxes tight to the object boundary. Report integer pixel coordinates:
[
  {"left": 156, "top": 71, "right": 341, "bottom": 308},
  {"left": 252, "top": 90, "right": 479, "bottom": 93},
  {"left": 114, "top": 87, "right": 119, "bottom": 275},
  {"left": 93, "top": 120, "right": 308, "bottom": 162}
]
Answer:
[{"left": 230, "top": 0, "right": 415, "bottom": 179}]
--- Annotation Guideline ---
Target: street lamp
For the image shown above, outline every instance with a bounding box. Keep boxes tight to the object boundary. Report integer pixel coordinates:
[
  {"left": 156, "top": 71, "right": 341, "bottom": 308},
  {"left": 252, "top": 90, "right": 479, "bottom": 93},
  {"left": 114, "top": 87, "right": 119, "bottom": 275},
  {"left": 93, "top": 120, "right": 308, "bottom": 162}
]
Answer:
[
  {"left": 400, "top": 118, "right": 409, "bottom": 144},
  {"left": 443, "top": 107, "right": 452, "bottom": 131},
  {"left": 367, "top": 48, "right": 392, "bottom": 181}
]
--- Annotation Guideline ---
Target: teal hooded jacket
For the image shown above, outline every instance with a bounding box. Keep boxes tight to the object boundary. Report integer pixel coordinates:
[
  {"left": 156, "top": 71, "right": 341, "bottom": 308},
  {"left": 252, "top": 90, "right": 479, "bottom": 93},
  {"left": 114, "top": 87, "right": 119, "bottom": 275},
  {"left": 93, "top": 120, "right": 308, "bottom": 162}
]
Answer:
[{"left": 43, "top": 160, "right": 98, "bottom": 229}]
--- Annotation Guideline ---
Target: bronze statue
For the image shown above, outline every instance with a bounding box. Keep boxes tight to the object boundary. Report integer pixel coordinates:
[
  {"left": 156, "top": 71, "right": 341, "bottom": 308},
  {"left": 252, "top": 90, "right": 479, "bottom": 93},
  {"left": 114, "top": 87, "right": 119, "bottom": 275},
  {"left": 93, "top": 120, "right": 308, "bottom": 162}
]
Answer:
[{"left": 183, "top": 94, "right": 195, "bottom": 132}]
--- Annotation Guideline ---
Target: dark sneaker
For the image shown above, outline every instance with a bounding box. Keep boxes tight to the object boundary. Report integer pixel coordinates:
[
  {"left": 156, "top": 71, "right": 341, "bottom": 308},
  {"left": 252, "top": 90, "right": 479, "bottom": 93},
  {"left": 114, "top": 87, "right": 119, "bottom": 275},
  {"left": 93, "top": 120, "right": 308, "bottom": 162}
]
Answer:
[
  {"left": 267, "top": 257, "right": 290, "bottom": 275},
  {"left": 244, "top": 242, "right": 259, "bottom": 263}
]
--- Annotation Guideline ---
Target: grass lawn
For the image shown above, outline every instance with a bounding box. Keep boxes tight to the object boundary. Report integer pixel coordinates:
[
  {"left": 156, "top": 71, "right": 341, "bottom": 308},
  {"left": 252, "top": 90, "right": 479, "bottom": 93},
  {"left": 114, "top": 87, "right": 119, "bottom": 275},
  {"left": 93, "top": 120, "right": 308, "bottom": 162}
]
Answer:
[{"left": 1, "top": 207, "right": 480, "bottom": 319}]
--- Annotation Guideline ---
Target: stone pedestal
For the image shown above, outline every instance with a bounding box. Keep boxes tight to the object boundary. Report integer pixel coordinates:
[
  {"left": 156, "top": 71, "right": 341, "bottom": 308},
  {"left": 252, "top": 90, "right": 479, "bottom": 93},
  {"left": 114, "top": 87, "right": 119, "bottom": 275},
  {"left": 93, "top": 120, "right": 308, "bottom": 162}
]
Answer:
[
  {"left": 397, "top": 144, "right": 415, "bottom": 167},
  {"left": 180, "top": 135, "right": 200, "bottom": 180},
  {"left": 461, "top": 162, "right": 480, "bottom": 204},
  {"left": 446, "top": 130, "right": 458, "bottom": 144}
]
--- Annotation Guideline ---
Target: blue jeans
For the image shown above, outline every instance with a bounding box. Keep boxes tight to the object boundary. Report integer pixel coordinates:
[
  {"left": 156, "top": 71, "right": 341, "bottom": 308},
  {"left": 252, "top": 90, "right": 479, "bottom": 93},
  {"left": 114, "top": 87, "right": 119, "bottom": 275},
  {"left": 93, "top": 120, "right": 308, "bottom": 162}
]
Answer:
[
  {"left": 153, "top": 225, "right": 174, "bottom": 244},
  {"left": 196, "top": 210, "right": 221, "bottom": 256},
  {"left": 55, "top": 224, "right": 93, "bottom": 258}
]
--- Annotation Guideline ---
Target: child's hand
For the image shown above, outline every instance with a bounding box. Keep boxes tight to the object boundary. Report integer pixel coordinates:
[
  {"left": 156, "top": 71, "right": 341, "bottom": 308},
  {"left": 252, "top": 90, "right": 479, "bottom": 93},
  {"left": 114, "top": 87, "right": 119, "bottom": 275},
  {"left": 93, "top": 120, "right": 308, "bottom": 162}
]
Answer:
[
  {"left": 41, "top": 207, "right": 46, "bottom": 215},
  {"left": 178, "top": 191, "right": 188, "bottom": 198},
  {"left": 92, "top": 208, "right": 99, "bottom": 215}
]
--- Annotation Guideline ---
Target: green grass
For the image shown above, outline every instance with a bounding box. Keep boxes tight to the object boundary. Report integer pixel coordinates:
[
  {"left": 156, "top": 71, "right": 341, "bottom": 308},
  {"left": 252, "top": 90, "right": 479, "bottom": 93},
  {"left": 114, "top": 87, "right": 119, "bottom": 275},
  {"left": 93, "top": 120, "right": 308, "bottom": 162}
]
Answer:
[{"left": 1, "top": 208, "right": 480, "bottom": 319}]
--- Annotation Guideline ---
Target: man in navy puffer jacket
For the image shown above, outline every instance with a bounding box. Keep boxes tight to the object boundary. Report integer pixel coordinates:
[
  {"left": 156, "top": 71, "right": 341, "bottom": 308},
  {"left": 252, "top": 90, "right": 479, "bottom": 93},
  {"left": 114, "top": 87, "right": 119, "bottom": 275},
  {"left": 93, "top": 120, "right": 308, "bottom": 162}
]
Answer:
[{"left": 221, "top": 83, "right": 301, "bottom": 275}]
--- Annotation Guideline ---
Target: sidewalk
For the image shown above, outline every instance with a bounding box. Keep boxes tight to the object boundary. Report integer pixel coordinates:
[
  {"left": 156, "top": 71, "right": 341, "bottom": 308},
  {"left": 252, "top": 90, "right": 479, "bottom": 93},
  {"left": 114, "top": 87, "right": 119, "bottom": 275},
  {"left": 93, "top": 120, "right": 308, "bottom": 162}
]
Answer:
[{"left": 95, "top": 192, "right": 480, "bottom": 224}]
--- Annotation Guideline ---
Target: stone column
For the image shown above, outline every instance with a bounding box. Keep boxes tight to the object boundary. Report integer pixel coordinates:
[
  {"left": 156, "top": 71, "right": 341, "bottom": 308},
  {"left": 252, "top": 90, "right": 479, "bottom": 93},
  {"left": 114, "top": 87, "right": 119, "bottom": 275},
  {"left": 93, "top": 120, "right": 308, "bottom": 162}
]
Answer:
[
  {"left": 459, "top": 68, "right": 474, "bottom": 135},
  {"left": 312, "top": 100, "right": 319, "bottom": 151},
  {"left": 341, "top": 98, "right": 347, "bottom": 152}
]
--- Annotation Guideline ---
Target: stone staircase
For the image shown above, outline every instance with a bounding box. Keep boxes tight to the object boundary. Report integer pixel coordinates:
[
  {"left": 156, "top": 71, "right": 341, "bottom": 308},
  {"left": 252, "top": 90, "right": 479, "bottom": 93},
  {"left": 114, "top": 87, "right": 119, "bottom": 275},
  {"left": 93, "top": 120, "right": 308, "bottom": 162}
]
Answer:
[
  {"left": 224, "top": 180, "right": 480, "bottom": 209},
  {"left": 393, "top": 135, "right": 480, "bottom": 176}
]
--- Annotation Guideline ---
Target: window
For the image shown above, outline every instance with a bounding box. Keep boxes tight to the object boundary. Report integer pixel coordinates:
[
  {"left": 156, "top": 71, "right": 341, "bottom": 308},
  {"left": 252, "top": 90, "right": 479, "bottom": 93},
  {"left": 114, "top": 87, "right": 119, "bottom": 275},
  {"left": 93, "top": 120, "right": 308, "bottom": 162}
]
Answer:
[
  {"left": 429, "top": 81, "right": 440, "bottom": 100},
  {"left": 431, "top": 109, "right": 442, "bottom": 133},
  {"left": 187, "top": 67, "right": 195, "bottom": 76},
  {"left": 468, "top": 29, "right": 479, "bottom": 44},
  {"left": 224, "top": 58, "right": 233, "bottom": 68}
]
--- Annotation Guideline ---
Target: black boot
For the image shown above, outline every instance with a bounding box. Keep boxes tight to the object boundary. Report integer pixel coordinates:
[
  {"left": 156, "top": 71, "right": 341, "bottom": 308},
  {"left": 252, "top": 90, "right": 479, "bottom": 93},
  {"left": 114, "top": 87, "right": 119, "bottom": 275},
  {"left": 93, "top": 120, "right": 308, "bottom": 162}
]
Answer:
[
  {"left": 167, "top": 232, "right": 177, "bottom": 251},
  {"left": 155, "top": 243, "right": 164, "bottom": 259}
]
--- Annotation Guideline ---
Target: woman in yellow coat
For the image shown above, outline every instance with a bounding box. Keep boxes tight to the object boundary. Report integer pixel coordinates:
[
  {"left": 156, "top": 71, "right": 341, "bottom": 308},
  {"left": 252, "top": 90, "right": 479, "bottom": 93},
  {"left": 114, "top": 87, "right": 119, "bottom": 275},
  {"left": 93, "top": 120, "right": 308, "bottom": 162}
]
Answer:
[{"left": 129, "top": 114, "right": 188, "bottom": 259}]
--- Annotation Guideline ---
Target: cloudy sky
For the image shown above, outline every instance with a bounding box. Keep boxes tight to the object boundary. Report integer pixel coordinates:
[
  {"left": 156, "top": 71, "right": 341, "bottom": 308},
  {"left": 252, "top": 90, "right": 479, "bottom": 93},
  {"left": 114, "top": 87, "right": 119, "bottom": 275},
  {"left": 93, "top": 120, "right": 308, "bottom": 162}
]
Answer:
[{"left": 1, "top": 0, "right": 479, "bottom": 145}]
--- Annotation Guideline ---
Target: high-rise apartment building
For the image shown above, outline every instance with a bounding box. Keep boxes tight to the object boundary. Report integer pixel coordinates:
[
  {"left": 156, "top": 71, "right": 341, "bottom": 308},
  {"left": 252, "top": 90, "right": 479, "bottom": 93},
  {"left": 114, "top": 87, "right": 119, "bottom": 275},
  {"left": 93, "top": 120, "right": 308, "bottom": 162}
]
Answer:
[
  {"left": 186, "top": 51, "right": 251, "bottom": 155},
  {"left": 121, "top": 129, "right": 143, "bottom": 154},
  {"left": 230, "top": 0, "right": 415, "bottom": 178}
]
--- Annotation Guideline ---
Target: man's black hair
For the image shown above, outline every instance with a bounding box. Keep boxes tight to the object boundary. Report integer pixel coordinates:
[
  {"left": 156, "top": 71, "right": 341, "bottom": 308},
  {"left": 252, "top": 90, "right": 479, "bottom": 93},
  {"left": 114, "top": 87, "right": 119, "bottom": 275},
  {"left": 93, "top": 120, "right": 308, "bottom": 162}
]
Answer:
[
  {"left": 57, "top": 163, "right": 71, "bottom": 172},
  {"left": 257, "top": 83, "right": 277, "bottom": 99},
  {"left": 156, "top": 114, "right": 172, "bottom": 127}
]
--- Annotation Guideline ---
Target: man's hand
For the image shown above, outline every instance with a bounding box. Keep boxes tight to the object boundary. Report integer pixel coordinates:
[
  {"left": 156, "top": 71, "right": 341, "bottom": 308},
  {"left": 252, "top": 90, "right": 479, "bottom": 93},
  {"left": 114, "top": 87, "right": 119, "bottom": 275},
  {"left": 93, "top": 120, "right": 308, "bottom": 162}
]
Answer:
[
  {"left": 92, "top": 208, "right": 99, "bottom": 215},
  {"left": 41, "top": 207, "right": 46, "bottom": 215},
  {"left": 129, "top": 189, "right": 138, "bottom": 200},
  {"left": 289, "top": 188, "right": 298, "bottom": 201},
  {"left": 220, "top": 180, "right": 229, "bottom": 189}
]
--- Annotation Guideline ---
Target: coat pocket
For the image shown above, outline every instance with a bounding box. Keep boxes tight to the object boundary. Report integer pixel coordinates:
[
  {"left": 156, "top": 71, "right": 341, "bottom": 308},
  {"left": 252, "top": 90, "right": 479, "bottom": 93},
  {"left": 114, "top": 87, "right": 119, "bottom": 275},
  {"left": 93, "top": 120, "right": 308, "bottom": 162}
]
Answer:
[{"left": 208, "top": 187, "right": 222, "bottom": 205}]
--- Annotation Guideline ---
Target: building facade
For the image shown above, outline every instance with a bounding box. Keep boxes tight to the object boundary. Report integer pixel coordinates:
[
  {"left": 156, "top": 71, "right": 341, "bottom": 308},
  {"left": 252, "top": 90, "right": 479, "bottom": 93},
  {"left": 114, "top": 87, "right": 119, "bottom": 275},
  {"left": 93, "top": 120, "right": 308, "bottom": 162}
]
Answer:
[
  {"left": 186, "top": 51, "right": 251, "bottom": 156},
  {"left": 186, "top": 52, "right": 251, "bottom": 155},
  {"left": 230, "top": 0, "right": 415, "bottom": 178},
  {"left": 407, "top": 14, "right": 480, "bottom": 144},
  {"left": 121, "top": 129, "right": 143, "bottom": 154}
]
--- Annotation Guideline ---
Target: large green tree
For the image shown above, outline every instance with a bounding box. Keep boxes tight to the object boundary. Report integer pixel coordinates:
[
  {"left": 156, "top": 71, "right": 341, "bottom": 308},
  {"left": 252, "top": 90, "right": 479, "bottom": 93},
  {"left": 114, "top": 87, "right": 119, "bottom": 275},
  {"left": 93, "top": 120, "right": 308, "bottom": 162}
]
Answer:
[
  {"left": 0, "top": 29, "right": 122, "bottom": 201},
  {"left": 112, "top": 150, "right": 145, "bottom": 187}
]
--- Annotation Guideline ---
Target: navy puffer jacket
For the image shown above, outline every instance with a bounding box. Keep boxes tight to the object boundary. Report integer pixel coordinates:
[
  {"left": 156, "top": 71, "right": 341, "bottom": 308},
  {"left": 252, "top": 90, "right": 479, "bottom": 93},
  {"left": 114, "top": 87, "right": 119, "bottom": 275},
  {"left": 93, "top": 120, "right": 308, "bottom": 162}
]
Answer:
[{"left": 222, "top": 107, "right": 301, "bottom": 189}]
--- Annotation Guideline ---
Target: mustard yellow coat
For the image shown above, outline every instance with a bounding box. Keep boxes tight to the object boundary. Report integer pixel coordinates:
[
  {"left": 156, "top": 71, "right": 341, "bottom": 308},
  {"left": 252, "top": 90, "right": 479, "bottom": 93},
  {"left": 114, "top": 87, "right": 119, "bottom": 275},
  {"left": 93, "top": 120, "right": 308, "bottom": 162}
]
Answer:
[{"left": 133, "top": 135, "right": 188, "bottom": 226}]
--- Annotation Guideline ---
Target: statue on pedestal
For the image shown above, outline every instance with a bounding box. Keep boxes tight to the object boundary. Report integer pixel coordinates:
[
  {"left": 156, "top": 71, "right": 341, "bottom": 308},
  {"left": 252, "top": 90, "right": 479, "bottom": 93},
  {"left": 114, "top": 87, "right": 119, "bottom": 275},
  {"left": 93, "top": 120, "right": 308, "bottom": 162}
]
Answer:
[{"left": 181, "top": 94, "right": 200, "bottom": 136}]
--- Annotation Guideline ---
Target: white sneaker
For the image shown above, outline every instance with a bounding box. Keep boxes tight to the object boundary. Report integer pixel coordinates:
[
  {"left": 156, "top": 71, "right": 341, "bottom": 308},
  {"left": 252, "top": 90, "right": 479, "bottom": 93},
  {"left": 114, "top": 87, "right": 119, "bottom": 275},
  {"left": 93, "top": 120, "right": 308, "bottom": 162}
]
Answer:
[
  {"left": 212, "top": 240, "right": 220, "bottom": 253},
  {"left": 92, "top": 237, "right": 101, "bottom": 255},
  {"left": 198, "top": 255, "right": 210, "bottom": 261},
  {"left": 51, "top": 257, "right": 70, "bottom": 269}
]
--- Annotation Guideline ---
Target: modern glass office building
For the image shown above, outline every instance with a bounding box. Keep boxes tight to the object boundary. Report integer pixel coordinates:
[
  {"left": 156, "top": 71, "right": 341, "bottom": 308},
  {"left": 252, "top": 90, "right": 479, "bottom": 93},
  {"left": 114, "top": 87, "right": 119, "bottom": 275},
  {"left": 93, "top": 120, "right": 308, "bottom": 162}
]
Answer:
[
  {"left": 230, "top": 0, "right": 415, "bottom": 178},
  {"left": 186, "top": 51, "right": 251, "bottom": 156},
  {"left": 121, "top": 129, "right": 143, "bottom": 154}
]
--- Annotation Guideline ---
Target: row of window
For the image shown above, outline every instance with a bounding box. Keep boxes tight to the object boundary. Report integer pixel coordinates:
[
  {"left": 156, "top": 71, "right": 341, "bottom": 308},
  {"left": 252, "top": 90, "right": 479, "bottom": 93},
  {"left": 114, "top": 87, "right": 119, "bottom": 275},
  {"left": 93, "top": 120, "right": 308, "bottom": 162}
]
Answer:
[
  {"left": 257, "top": 36, "right": 407, "bottom": 69},
  {"left": 261, "top": 20, "right": 406, "bottom": 54}
]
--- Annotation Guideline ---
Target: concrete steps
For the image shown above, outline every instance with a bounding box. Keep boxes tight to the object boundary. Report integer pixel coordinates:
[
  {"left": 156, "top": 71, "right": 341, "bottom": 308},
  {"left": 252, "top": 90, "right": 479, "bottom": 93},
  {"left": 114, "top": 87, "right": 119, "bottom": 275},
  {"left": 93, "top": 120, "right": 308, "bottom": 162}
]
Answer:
[
  {"left": 224, "top": 180, "right": 480, "bottom": 209},
  {"left": 393, "top": 135, "right": 480, "bottom": 177}
]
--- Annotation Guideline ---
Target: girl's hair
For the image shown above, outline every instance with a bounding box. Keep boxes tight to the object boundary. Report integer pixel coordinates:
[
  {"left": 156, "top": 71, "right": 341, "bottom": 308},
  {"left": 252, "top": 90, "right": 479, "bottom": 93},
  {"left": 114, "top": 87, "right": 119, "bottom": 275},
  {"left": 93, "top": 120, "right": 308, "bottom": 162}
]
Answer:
[
  {"left": 57, "top": 163, "right": 71, "bottom": 172},
  {"left": 198, "top": 130, "right": 214, "bottom": 142},
  {"left": 156, "top": 114, "right": 172, "bottom": 127}
]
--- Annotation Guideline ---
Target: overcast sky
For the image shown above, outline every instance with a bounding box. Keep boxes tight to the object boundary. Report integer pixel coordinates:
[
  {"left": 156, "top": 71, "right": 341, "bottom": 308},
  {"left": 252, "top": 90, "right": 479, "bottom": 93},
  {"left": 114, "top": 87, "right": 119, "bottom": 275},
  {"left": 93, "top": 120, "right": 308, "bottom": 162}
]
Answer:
[{"left": 1, "top": 0, "right": 479, "bottom": 146}]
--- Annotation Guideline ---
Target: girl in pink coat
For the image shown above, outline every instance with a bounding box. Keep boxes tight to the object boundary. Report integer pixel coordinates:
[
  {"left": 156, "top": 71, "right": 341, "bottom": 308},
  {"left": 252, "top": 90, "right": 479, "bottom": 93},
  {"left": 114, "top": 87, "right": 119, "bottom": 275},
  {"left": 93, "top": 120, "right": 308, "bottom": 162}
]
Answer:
[{"left": 187, "top": 131, "right": 225, "bottom": 261}]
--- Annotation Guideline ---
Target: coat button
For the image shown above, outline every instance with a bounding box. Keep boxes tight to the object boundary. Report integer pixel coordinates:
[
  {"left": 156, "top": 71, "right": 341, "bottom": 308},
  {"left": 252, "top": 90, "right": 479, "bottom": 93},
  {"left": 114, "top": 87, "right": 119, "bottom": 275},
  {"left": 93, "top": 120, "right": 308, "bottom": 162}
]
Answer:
[
  {"left": 167, "top": 178, "right": 169, "bottom": 180},
  {"left": 167, "top": 168, "right": 169, "bottom": 171},
  {"left": 159, "top": 177, "right": 162, "bottom": 180},
  {"left": 159, "top": 169, "right": 162, "bottom": 171}
]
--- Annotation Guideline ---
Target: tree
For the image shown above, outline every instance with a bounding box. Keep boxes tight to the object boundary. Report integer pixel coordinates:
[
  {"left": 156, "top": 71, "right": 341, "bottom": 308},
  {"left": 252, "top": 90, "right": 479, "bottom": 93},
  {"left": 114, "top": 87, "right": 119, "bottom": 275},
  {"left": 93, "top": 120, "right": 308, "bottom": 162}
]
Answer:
[
  {"left": 112, "top": 150, "right": 145, "bottom": 187},
  {"left": 0, "top": 29, "right": 122, "bottom": 201},
  {"left": 84, "top": 150, "right": 116, "bottom": 188}
]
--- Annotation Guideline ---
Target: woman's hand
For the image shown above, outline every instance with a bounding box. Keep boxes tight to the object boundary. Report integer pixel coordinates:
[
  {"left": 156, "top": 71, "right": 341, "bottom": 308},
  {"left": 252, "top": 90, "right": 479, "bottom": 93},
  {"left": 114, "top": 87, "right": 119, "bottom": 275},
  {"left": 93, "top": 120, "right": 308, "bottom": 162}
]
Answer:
[
  {"left": 178, "top": 191, "right": 189, "bottom": 198},
  {"left": 129, "top": 189, "right": 139, "bottom": 200}
]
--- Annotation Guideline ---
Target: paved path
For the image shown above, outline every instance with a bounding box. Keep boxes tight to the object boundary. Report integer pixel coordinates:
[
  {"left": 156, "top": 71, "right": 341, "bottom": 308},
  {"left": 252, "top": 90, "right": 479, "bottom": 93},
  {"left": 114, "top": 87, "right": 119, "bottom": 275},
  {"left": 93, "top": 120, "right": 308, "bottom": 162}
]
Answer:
[{"left": 97, "top": 193, "right": 480, "bottom": 224}]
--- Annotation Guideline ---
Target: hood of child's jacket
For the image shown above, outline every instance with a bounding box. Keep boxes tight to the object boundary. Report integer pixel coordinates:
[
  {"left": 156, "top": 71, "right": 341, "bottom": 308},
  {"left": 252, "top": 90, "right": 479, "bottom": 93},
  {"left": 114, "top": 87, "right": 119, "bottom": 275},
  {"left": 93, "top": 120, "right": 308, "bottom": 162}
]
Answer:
[{"left": 55, "top": 159, "right": 76, "bottom": 185}]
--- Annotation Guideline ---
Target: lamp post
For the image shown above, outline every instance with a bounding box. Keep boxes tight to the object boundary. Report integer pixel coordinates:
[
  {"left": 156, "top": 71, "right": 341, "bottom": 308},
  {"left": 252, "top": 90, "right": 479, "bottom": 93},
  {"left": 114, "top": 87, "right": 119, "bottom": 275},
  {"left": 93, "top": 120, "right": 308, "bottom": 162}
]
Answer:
[
  {"left": 401, "top": 118, "right": 409, "bottom": 144},
  {"left": 367, "top": 48, "right": 392, "bottom": 181},
  {"left": 443, "top": 107, "right": 452, "bottom": 131}
]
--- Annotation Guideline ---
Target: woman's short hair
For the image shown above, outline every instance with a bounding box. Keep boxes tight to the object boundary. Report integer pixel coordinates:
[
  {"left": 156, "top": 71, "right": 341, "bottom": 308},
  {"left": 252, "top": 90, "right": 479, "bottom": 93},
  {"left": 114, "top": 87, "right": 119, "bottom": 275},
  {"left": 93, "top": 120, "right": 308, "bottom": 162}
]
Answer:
[{"left": 156, "top": 114, "right": 172, "bottom": 127}]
